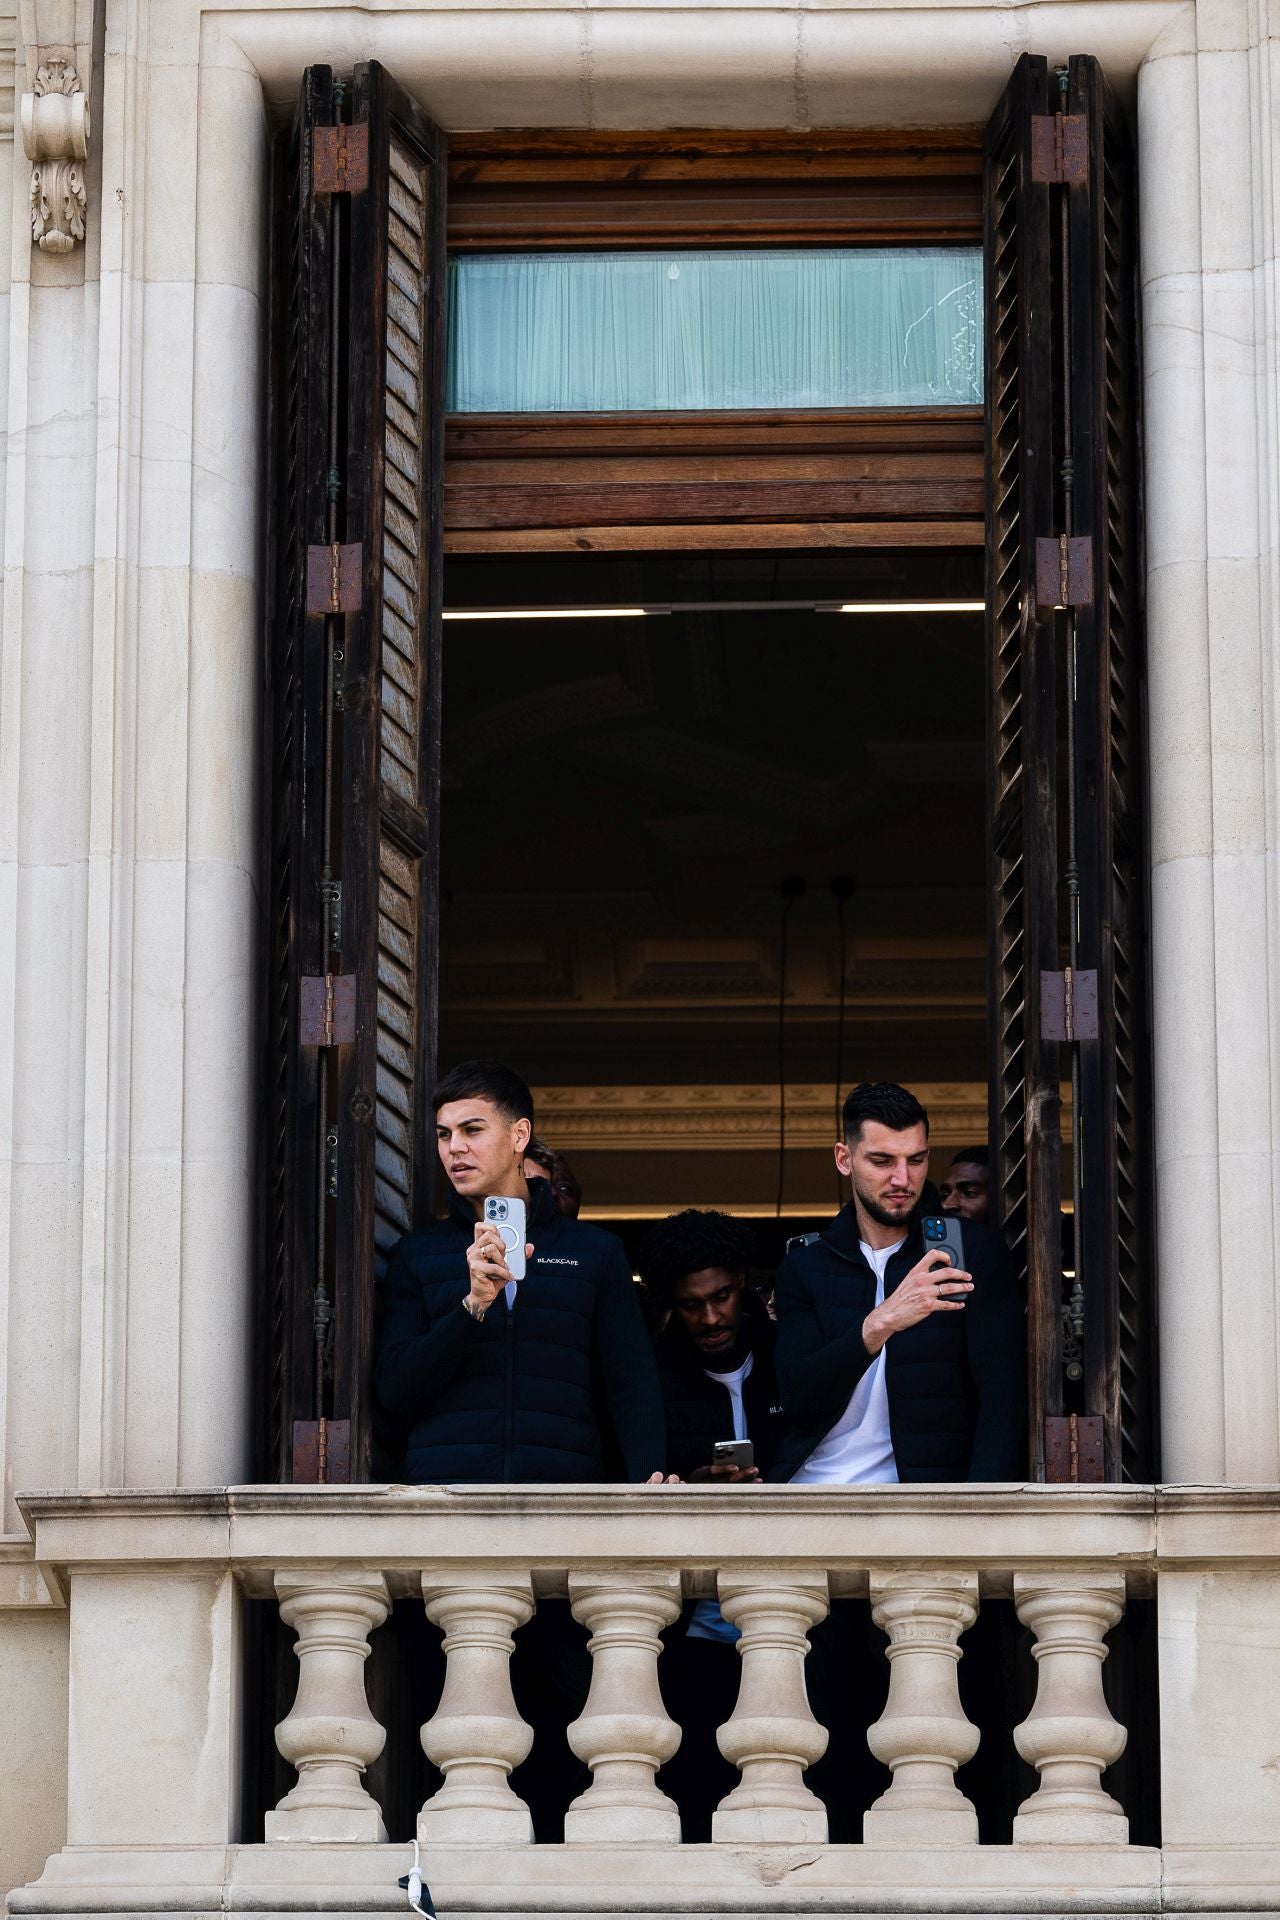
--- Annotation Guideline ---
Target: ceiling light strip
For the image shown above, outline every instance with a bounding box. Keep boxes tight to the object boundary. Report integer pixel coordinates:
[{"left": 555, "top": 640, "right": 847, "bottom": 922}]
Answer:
[{"left": 442, "top": 599, "right": 986, "bottom": 622}]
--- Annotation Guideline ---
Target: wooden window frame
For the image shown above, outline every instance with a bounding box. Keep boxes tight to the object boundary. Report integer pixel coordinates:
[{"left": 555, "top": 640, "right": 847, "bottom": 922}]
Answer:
[{"left": 442, "top": 130, "right": 985, "bottom": 553}]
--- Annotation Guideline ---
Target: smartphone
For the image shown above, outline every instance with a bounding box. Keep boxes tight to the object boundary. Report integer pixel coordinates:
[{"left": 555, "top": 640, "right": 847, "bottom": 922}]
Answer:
[
  {"left": 712, "top": 1439, "right": 755, "bottom": 1471},
  {"left": 921, "top": 1214, "right": 966, "bottom": 1272},
  {"left": 483, "top": 1195, "right": 527, "bottom": 1281}
]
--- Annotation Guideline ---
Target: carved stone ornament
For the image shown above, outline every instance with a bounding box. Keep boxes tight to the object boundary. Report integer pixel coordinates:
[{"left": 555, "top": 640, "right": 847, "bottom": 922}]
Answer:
[{"left": 22, "top": 56, "right": 89, "bottom": 255}]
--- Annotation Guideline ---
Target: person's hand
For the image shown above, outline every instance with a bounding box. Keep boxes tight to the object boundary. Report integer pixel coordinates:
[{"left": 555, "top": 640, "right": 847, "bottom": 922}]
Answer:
[
  {"left": 645, "top": 1472, "right": 681, "bottom": 1484},
  {"left": 862, "top": 1249, "right": 973, "bottom": 1356},
  {"left": 688, "top": 1462, "right": 761, "bottom": 1483},
  {"left": 465, "top": 1223, "right": 533, "bottom": 1316}
]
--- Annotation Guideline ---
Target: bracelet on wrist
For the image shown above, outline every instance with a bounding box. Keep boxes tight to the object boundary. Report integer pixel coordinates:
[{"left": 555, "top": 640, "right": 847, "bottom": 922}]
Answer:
[{"left": 462, "top": 1294, "right": 485, "bottom": 1322}]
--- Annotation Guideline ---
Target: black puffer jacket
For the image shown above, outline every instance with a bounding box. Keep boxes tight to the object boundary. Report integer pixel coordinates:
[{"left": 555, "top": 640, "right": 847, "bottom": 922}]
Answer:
[
  {"left": 376, "top": 1180, "right": 665, "bottom": 1483},
  {"left": 769, "top": 1197, "right": 1025, "bottom": 1483},
  {"left": 653, "top": 1291, "right": 786, "bottom": 1480}
]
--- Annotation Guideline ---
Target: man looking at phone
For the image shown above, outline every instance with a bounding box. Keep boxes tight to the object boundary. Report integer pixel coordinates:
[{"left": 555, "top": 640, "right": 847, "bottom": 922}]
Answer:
[
  {"left": 772, "top": 1081, "right": 1024, "bottom": 1485},
  {"left": 638, "top": 1209, "right": 784, "bottom": 1837},
  {"left": 770, "top": 1082, "right": 1024, "bottom": 1839},
  {"left": 376, "top": 1059, "right": 665, "bottom": 1484},
  {"left": 639, "top": 1209, "right": 783, "bottom": 1484}
]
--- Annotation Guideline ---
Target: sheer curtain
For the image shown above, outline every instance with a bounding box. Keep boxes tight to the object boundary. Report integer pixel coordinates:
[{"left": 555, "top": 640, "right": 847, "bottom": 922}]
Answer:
[{"left": 446, "top": 248, "right": 983, "bottom": 412}]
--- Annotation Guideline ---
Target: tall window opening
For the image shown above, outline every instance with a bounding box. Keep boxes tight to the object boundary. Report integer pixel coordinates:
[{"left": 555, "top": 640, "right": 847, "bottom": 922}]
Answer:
[{"left": 260, "top": 64, "right": 1153, "bottom": 1492}]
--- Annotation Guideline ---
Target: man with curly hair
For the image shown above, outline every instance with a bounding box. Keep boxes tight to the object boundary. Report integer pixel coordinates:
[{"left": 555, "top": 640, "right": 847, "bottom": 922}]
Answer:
[
  {"left": 638, "top": 1208, "right": 786, "bottom": 1837},
  {"left": 639, "top": 1207, "right": 785, "bottom": 1484}
]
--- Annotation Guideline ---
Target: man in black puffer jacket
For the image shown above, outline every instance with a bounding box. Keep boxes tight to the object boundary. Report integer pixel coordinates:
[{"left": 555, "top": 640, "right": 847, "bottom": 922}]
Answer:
[
  {"left": 771, "top": 1080, "right": 1025, "bottom": 1486},
  {"left": 377, "top": 1059, "right": 665, "bottom": 1484},
  {"left": 769, "top": 1080, "right": 1025, "bottom": 1841},
  {"left": 377, "top": 1059, "right": 666, "bottom": 1842}
]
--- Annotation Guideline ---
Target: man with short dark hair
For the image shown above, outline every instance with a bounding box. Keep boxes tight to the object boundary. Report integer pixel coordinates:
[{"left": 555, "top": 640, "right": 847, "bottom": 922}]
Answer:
[
  {"left": 939, "top": 1144, "right": 991, "bottom": 1226},
  {"left": 376, "top": 1058, "right": 665, "bottom": 1484},
  {"left": 772, "top": 1081, "right": 1024, "bottom": 1484}
]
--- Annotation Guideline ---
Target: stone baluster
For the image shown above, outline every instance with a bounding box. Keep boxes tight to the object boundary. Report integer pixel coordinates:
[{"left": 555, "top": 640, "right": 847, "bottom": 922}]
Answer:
[
  {"left": 1012, "top": 1573, "right": 1128, "bottom": 1843},
  {"left": 564, "top": 1569, "right": 683, "bottom": 1840},
  {"left": 712, "top": 1572, "right": 830, "bottom": 1842},
  {"left": 419, "top": 1574, "right": 535, "bottom": 1843},
  {"left": 863, "top": 1572, "right": 979, "bottom": 1844},
  {"left": 265, "top": 1568, "right": 391, "bottom": 1842}
]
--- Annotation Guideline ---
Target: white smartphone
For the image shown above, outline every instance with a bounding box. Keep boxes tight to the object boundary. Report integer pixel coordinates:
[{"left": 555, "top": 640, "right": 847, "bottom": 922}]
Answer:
[{"left": 483, "top": 1195, "right": 527, "bottom": 1281}]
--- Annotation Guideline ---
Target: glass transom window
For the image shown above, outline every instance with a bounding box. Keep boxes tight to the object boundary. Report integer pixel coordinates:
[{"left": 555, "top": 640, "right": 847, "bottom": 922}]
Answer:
[{"left": 446, "top": 248, "right": 983, "bottom": 413}]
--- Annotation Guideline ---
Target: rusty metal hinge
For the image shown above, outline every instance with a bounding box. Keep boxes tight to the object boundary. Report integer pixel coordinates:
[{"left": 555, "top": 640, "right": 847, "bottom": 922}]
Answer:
[
  {"left": 299, "top": 973, "right": 357, "bottom": 1047},
  {"left": 1035, "top": 534, "right": 1093, "bottom": 611},
  {"left": 292, "top": 1417, "right": 352, "bottom": 1483},
  {"left": 312, "top": 123, "right": 370, "bottom": 195},
  {"left": 1044, "top": 1413, "right": 1104, "bottom": 1483},
  {"left": 1041, "top": 967, "right": 1099, "bottom": 1042},
  {"left": 1030, "top": 114, "right": 1088, "bottom": 185},
  {"left": 306, "top": 542, "right": 362, "bottom": 615}
]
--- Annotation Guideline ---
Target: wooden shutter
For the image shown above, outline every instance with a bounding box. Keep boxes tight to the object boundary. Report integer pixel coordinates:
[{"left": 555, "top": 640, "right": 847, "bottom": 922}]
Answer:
[
  {"left": 261, "top": 64, "right": 446, "bottom": 1483},
  {"left": 983, "top": 54, "right": 1063, "bottom": 1482},
  {"left": 983, "top": 54, "right": 1154, "bottom": 1481},
  {"left": 1065, "top": 57, "right": 1155, "bottom": 1480}
]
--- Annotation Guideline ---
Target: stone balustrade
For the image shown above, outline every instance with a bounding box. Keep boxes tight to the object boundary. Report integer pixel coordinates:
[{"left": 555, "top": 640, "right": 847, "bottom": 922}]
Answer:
[{"left": 10, "top": 1486, "right": 1280, "bottom": 1919}]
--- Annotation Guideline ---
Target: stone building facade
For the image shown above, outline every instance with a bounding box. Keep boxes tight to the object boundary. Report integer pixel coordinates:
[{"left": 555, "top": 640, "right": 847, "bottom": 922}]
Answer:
[{"left": 2, "top": 0, "right": 1280, "bottom": 1915}]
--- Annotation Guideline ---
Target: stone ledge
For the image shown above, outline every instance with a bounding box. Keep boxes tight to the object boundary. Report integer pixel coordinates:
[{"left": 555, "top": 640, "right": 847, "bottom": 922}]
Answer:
[{"left": 13, "top": 1840, "right": 1166, "bottom": 1915}]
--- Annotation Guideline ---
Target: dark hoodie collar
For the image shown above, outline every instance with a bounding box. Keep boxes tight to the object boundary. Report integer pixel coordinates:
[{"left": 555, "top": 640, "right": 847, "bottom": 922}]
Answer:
[
  {"left": 821, "top": 1182, "right": 942, "bottom": 1265},
  {"left": 446, "top": 1176, "right": 559, "bottom": 1231}
]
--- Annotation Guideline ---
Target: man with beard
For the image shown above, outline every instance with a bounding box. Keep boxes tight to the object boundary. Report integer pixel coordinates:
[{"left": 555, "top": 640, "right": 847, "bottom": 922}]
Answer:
[
  {"left": 769, "top": 1081, "right": 1025, "bottom": 1839},
  {"left": 771, "top": 1081, "right": 1023, "bottom": 1486}
]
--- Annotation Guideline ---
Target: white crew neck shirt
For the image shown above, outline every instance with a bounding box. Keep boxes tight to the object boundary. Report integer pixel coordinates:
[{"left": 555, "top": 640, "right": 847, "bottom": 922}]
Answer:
[
  {"left": 703, "top": 1351, "right": 753, "bottom": 1437},
  {"left": 687, "top": 1350, "right": 755, "bottom": 1643},
  {"left": 790, "top": 1237, "right": 902, "bottom": 1486}
]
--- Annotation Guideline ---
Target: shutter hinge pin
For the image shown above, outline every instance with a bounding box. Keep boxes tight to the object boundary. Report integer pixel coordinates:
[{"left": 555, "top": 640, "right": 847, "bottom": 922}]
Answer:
[
  {"left": 1035, "top": 533, "right": 1094, "bottom": 610},
  {"left": 312, "top": 121, "right": 370, "bottom": 195},
  {"left": 1041, "top": 966, "right": 1100, "bottom": 1042},
  {"left": 1030, "top": 112, "right": 1088, "bottom": 185},
  {"left": 306, "top": 542, "right": 362, "bottom": 615},
  {"left": 299, "top": 972, "right": 357, "bottom": 1046}
]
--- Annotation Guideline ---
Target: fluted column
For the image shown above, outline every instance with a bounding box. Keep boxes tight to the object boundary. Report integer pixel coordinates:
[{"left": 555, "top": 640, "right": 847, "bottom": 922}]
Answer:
[
  {"left": 863, "top": 1572, "right": 979, "bottom": 1844},
  {"left": 712, "top": 1572, "right": 829, "bottom": 1842},
  {"left": 1012, "top": 1574, "right": 1128, "bottom": 1843},
  {"left": 564, "top": 1570, "right": 682, "bottom": 1840},
  {"left": 265, "top": 1569, "right": 390, "bottom": 1842},
  {"left": 419, "top": 1575, "right": 535, "bottom": 1844}
]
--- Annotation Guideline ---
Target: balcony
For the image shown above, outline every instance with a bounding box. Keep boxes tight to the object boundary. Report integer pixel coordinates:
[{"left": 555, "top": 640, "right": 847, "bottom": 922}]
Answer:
[{"left": 9, "top": 1485, "right": 1280, "bottom": 1920}]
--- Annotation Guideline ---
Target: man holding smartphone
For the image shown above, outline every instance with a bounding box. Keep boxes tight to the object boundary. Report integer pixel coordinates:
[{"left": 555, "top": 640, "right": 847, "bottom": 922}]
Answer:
[
  {"left": 377, "top": 1059, "right": 668, "bottom": 1840},
  {"left": 376, "top": 1058, "right": 665, "bottom": 1484},
  {"left": 640, "top": 1208, "right": 784, "bottom": 1485},
  {"left": 770, "top": 1080, "right": 1025, "bottom": 1838},
  {"left": 638, "top": 1209, "right": 786, "bottom": 1837},
  {"left": 771, "top": 1080, "right": 1024, "bottom": 1486}
]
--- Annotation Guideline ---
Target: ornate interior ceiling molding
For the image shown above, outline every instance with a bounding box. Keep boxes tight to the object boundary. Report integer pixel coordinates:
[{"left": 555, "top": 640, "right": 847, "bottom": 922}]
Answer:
[
  {"left": 19, "top": 0, "right": 91, "bottom": 254},
  {"left": 532, "top": 1081, "right": 1071, "bottom": 1153}
]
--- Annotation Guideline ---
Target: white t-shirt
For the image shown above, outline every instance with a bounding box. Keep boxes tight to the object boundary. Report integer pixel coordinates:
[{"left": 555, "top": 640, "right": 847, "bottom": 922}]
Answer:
[
  {"left": 704, "top": 1351, "right": 753, "bottom": 1440},
  {"left": 688, "top": 1352, "right": 755, "bottom": 1643},
  {"left": 790, "top": 1238, "right": 901, "bottom": 1486}
]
